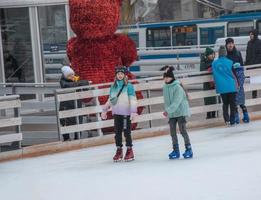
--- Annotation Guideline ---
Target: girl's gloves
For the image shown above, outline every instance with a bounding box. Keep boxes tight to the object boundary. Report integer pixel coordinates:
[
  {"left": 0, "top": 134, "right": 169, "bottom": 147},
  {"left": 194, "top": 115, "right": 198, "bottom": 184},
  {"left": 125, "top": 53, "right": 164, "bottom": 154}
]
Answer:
[
  {"left": 101, "top": 112, "right": 107, "bottom": 120},
  {"left": 130, "top": 113, "right": 138, "bottom": 121},
  {"left": 163, "top": 111, "right": 168, "bottom": 117}
]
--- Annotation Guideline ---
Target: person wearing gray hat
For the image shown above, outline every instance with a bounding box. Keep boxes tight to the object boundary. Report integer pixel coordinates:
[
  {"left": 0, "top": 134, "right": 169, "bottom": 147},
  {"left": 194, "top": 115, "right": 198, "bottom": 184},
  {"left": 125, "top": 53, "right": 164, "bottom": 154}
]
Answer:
[{"left": 212, "top": 46, "right": 238, "bottom": 126}]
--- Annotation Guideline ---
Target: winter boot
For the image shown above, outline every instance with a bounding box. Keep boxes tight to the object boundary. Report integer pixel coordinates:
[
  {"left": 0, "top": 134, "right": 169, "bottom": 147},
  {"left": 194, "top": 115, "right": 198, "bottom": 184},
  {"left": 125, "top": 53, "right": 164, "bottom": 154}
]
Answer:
[
  {"left": 242, "top": 112, "right": 250, "bottom": 123},
  {"left": 169, "top": 144, "right": 180, "bottom": 159},
  {"left": 113, "top": 147, "right": 123, "bottom": 162},
  {"left": 183, "top": 144, "right": 193, "bottom": 159},
  {"left": 124, "top": 147, "right": 134, "bottom": 161},
  {"left": 235, "top": 112, "right": 240, "bottom": 124}
]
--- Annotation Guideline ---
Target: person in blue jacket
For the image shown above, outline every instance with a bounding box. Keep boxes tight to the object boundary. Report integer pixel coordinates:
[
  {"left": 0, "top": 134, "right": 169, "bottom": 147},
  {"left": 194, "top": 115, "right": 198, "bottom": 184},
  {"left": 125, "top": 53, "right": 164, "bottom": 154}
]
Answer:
[{"left": 212, "top": 46, "right": 238, "bottom": 126}]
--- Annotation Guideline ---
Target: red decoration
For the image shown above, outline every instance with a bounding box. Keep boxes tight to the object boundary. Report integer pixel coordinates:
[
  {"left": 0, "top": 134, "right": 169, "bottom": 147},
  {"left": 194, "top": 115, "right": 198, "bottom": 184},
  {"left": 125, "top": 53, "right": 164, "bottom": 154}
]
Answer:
[{"left": 68, "top": 0, "right": 143, "bottom": 129}]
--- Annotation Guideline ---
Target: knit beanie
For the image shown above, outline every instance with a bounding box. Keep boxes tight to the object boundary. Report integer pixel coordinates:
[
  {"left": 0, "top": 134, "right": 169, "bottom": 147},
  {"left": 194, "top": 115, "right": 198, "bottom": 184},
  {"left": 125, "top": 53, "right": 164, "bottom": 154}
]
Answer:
[
  {"left": 225, "top": 38, "right": 234, "bottom": 45},
  {"left": 61, "top": 66, "right": 75, "bottom": 77},
  {"left": 219, "top": 46, "right": 227, "bottom": 57},
  {"left": 115, "top": 66, "right": 127, "bottom": 74},
  {"left": 204, "top": 47, "right": 214, "bottom": 57},
  {"left": 163, "top": 66, "right": 175, "bottom": 79}
]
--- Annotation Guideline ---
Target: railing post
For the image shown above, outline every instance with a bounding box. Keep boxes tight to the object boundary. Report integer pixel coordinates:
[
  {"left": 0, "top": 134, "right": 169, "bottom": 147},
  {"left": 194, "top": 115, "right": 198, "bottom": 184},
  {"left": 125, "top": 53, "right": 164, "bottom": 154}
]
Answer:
[
  {"left": 14, "top": 98, "right": 22, "bottom": 148},
  {"left": 54, "top": 90, "right": 61, "bottom": 141},
  {"left": 95, "top": 86, "right": 103, "bottom": 136},
  {"left": 74, "top": 97, "right": 80, "bottom": 139},
  {"left": 146, "top": 80, "right": 152, "bottom": 128}
]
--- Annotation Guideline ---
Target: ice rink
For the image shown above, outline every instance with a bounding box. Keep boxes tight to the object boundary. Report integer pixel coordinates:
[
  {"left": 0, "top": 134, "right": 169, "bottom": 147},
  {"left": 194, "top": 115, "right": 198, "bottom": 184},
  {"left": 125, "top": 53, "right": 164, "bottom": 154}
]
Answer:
[{"left": 1, "top": 121, "right": 261, "bottom": 200}]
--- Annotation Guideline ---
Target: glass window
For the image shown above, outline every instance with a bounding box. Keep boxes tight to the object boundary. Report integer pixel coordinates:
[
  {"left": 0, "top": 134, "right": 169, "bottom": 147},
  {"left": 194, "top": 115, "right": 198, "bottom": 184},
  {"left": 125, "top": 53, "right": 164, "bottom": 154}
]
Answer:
[
  {"left": 0, "top": 8, "right": 34, "bottom": 83},
  {"left": 172, "top": 26, "right": 197, "bottom": 46},
  {"left": 200, "top": 26, "right": 224, "bottom": 45},
  {"left": 38, "top": 5, "right": 67, "bottom": 82},
  {"left": 146, "top": 27, "right": 171, "bottom": 47},
  {"left": 200, "top": 29, "right": 209, "bottom": 45},
  {"left": 227, "top": 21, "right": 254, "bottom": 37}
]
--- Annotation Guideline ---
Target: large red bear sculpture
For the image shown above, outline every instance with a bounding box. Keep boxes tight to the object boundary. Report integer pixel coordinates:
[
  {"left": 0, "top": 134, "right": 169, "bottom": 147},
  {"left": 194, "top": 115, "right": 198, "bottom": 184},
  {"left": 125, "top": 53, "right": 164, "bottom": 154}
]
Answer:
[{"left": 67, "top": 0, "right": 143, "bottom": 129}]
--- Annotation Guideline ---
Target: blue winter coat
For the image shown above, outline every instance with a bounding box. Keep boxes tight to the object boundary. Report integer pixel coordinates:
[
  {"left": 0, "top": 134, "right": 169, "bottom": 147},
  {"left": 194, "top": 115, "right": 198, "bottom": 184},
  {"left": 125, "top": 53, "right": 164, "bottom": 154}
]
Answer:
[
  {"left": 234, "top": 66, "right": 245, "bottom": 105},
  {"left": 212, "top": 56, "right": 238, "bottom": 94}
]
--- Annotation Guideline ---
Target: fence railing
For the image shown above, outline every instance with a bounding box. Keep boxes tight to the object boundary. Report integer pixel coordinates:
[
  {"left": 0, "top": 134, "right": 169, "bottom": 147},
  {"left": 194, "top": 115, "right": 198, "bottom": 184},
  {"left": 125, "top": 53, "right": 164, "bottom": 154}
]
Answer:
[
  {"left": 0, "top": 95, "right": 22, "bottom": 151},
  {"left": 55, "top": 64, "right": 261, "bottom": 139}
]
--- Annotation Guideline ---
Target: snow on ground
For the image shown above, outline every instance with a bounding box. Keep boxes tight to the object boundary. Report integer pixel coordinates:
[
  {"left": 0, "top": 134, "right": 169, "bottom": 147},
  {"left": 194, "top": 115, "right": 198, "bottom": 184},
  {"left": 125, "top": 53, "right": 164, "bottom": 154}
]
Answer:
[{"left": 1, "top": 121, "right": 261, "bottom": 200}]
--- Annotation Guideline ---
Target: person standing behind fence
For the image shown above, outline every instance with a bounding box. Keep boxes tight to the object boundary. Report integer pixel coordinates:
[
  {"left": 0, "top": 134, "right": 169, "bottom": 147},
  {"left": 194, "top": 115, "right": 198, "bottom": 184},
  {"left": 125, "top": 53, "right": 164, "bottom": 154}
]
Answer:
[
  {"left": 245, "top": 29, "right": 261, "bottom": 99},
  {"left": 225, "top": 37, "right": 244, "bottom": 66},
  {"left": 212, "top": 46, "right": 238, "bottom": 126},
  {"left": 101, "top": 66, "right": 138, "bottom": 162},
  {"left": 233, "top": 62, "right": 250, "bottom": 124},
  {"left": 162, "top": 66, "right": 193, "bottom": 159},
  {"left": 59, "top": 66, "right": 89, "bottom": 141},
  {"left": 200, "top": 47, "right": 217, "bottom": 119}
]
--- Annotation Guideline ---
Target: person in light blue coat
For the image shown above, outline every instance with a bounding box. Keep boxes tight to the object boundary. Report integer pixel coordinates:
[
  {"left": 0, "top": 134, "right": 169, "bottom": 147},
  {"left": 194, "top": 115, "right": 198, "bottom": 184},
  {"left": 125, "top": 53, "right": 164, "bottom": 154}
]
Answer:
[
  {"left": 162, "top": 66, "right": 193, "bottom": 159},
  {"left": 212, "top": 46, "right": 238, "bottom": 125}
]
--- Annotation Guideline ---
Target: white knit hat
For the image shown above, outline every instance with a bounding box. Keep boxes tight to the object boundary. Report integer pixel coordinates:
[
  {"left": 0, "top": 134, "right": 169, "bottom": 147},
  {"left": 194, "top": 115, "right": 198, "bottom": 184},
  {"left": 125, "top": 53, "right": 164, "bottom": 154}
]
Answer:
[{"left": 61, "top": 66, "right": 75, "bottom": 77}]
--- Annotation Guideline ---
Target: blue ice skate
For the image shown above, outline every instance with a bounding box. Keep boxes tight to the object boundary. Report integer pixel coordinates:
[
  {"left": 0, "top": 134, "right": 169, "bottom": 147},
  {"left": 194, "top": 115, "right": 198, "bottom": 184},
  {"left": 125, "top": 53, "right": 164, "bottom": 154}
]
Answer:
[
  {"left": 169, "top": 144, "right": 180, "bottom": 159},
  {"left": 183, "top": 144, "right": 193, "bottom": 159},
  {"left": 242, "top": 112, "right": 250, "bottom": 123},
  {"left": 235, "top": 112, "right": 240, "bottom": 124}
]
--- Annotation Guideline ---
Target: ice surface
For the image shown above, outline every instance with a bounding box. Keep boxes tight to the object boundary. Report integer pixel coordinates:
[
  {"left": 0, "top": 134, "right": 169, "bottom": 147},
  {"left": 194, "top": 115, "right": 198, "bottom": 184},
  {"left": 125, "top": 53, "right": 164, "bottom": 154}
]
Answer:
[{"left": 0, "top": 121, "right": 261, "bottom": 200}]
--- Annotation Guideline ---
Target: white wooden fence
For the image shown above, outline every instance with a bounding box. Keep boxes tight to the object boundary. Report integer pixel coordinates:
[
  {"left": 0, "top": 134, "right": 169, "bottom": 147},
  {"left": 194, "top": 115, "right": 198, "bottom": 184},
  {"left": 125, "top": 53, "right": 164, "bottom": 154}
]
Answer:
[
  {"left": 54, "top": 64, "right": 261, "bottom": 139},
  {"left": 0, "top": 95, "right": 22, "bottom": 151}
]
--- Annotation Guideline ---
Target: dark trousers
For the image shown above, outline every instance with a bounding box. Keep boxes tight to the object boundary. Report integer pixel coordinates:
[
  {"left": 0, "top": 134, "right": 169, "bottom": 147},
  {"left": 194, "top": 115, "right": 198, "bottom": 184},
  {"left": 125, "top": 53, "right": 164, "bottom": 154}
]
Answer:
[
  {"left": 169, "top": 117, "right": 191, "bottom": 149},
  {"left": 114, "top": 115, "right": 132, "bottom": 147},
  {"left": 220, "top": 93, "right": 236, "bottom": 124}
]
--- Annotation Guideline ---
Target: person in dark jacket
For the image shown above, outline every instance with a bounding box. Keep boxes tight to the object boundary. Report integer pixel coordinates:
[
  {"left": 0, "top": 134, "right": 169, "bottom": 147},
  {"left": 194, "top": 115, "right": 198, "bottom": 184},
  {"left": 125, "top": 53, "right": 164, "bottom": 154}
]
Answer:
[
  {"left": 245, "top": 29, "right": 261, "bottom": 98},
  {"left": 200, "top": 47, "right": 217, "bottom": 119},
  {"left": 225, "top": 38, "right": 244, "bottom": 66},
  {"left": 60, "top": 66, "right": 89, "bottom": 141}
]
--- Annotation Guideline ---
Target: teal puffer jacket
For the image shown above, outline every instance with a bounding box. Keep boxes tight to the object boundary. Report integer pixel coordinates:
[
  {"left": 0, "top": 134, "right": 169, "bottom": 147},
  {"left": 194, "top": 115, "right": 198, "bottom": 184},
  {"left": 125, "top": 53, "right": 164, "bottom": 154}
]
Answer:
[{"left": 163, "top": 80, "right": 190, "bottom": 118}]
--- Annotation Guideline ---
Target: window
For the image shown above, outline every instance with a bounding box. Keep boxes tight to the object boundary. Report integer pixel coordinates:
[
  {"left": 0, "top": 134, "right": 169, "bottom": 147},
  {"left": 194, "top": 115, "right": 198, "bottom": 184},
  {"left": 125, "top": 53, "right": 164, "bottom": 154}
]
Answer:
[
  {"left": 228, "top": 21, "right": 254, "bottom": 37},
  {"left": 0, "top": 8, "right": 34, "bottom": 83},
  {"left": 146, "top": 27, "right": 171, "bottom": 47},
  {"left": 172, "top": 26, "right": 197, "bottom": 46},
  {"left": 38, "top": 5, "right": 67, "bottom": 82},
  {"left": 200, "top": 26, "right": 224, "bottom": 45}
]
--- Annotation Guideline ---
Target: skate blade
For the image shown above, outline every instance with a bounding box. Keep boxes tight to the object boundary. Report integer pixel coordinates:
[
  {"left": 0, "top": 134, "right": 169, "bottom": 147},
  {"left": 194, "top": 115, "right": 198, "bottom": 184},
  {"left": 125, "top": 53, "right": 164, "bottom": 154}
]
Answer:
[
  {"left": 113, "top": 158, "right": 123, "bottom": 162},
  {"left": 169, "top": 157, "right": 180, "bottom": 160},
  {"left": 124, "top": 158, "right": 135, "bottom": 162},
  {"left": 183, "top": 156, "right": 193, "bottom": 159}
]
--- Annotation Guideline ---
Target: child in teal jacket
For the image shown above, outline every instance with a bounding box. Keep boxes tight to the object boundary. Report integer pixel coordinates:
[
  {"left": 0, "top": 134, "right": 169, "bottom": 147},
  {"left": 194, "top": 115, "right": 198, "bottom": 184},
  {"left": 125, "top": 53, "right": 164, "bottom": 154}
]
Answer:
[
  {"left": 102, "top": 66, "right": 138, "bottom": 162},
  {"left": 163, "top": 66, "right": 193, "bottom": 159}
]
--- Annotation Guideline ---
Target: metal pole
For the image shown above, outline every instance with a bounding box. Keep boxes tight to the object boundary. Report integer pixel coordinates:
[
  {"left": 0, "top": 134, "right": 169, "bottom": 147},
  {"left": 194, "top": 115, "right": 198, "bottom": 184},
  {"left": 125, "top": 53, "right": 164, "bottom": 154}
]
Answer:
[{"left": 54, "top": 90, "right": 61, "bottom": 141}]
